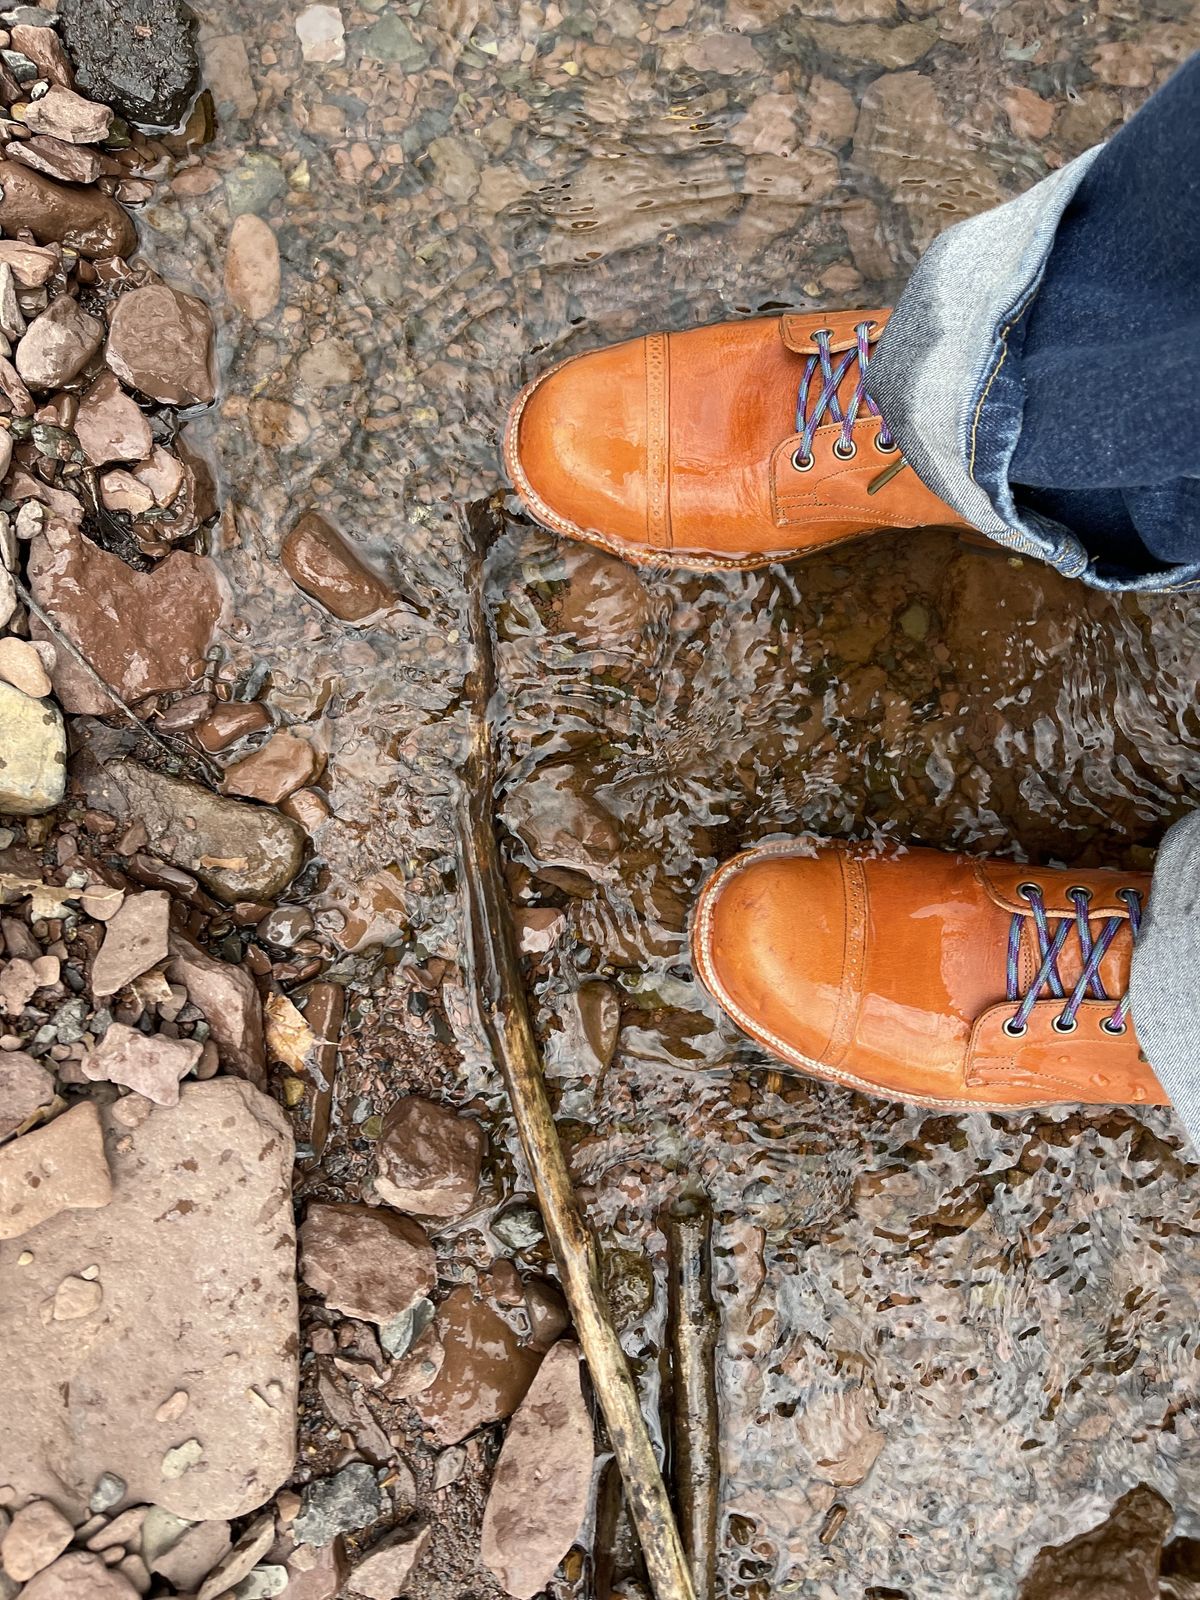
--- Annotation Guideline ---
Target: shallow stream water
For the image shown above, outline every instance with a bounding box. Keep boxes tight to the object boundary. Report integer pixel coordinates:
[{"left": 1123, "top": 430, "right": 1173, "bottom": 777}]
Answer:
[{"left": 141, "top": 1, "right": 1200, "bottom": 1593}]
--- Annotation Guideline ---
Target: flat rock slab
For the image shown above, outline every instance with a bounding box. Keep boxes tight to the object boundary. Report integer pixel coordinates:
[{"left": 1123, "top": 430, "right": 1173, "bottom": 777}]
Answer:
[{"left": 0, "top": 1079, "right": 298, "bottom": 1520}]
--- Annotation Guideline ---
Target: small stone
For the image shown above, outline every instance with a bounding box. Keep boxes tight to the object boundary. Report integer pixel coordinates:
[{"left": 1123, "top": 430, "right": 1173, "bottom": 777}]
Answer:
[
  {"left": 222, "top": 731, "right": 321, "bottom": 806},
  {"left": 9, "top": 26, "right": 75, "bottom": 90},
  {"left": 80, "top": 882, "right": 123, "bottom": 921},
  {"left": 224, "top": 152, "right": 286, "bottom": 218},
  {"left": 0, "top": 637, "right": 53, "bottom": 698},
  {"left": 148, "top": 1518, "right": 231, "bottom": 1589},
  {"left": 154, "top": 1390, "right": 189, "bottom": 1424},
  {"left": 291, "top": 1464, "right": 381, "bottom": 1550},
  {"left": 194, "top": 701, "right": 271, "bottom": 753},
  {"left": 116, "top": 1553, "right": 149, "bottom": 1595},
  {"left": 348, "top": 1522, "right": 431, "bottom": 1600},
  {"left": 89, "top": 890, "right": 170, "bottom": 998},
  {"left": 106, "top": 285, "right": 217, "bottom": 408},
  {"left": 194, "top": 1513, "right": 273, "bottom": 1600},
  {"left": 81, "top": 1023, "right": 201, "bottom": 1106},
  {"left": 234, "top": 1566, "right": 288, "bottom": 1599},
  {"left": 10, "top": 134, "right": 103, "bottom": 186},
  {"left": 296, "top": 339, "right": 362, "bottom": 391},
  {"left": 0, "top": 242, "right": 59, "bottom": 289},
  {"left": 280, "top": 510, "right": 396, "bottom": 622},
  {"left": 480, "top": 1342, "right": 594, "bottom": 1600},
  {"left": 224, "top": 214, "right": 280, "bottom": 321},
  {"left": 21, "top": 1550, "right": 139, "bottom": 1600},
  {"left": 299, "top": 1201, "right": 435, "bottom": 1325},
  {"left": 1, "top": 1498, "right": 73, "bottom": 1581},
  {"left": 99, "top": 469, "right": 155, "bottom": 516},
  {"left": 0, "top": 162, "right": 135, "bottom": 259},
  {"left": 0, "top": 1100, "right": 111, "bottom": 1240},
  {"left": 0, "top": 681, "right": 66, "bottom": 815},
  {"left": 51, "top": 1273, "right": 103, "bottom": 1320},
  {"left": 0, "top": 1052, "right": 55, "bottom": 1140},
  {"left": 283, "top": 1537, "right": 348, "bottom": 1600},
  {"left": 372, "top": 1097, "right": 485, "bottom": 1220},
  {"left": 86, "top": 1505, "right": 142, "bottom": 1548},
  {"left": 73, "top": 373, "right": 152, "bottom": 466},
  {"left": 419, "top": 1286, "right": 543, "bottom": 1445},
  {"left": 23, "top": 87, "right": 113, "bottom": 144},
  {"left": 16, "top": 293, "right": 104, "bottom": 389},
  {"left": 160, "top": 1439, "right": 202, "bottom": 1481},
  {"left": 295, "top": 5, "right": 345, "bottom": 63}
]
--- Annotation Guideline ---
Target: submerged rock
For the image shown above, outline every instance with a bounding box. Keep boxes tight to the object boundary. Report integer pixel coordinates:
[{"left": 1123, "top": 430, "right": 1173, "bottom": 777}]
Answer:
[
  {"left": 0, "top": 1101, "right": 111, "bottom": 1241},
  {"left": 0, "top": 681, "right": 66, "bottom": 815},
  {"left": 84, "top": 758, "right": 306, "bottom": 904},
  {"left": 0, "top": 161, "right": 136, "bottom": 258},
  {"left": 225, "top": 214, "right": 280, "bottom": 321},
  {"left": 58, "top": 0, "right": 200, "bottom": 128},
  {"left": 300, "top": 1202, "right": 436, "bottom": 1325},
  {"left": 106, "top": 285, "right": 217, "bottom": 408},
  {"left": 371, "top": 1097, "right": 485, "bottom": 1220},
  {"left": 0, "top": 1081, "right": 297, "bottom": 1519},
  {"left": 1017, "top": 1483, "right": 1172, "bottom": 1600},
  {"left": 480, "top": 1342, "right": 594, "bottom": 1600},
  {"left": 281, "top": 511, "right": 396, "bottom": 622}
]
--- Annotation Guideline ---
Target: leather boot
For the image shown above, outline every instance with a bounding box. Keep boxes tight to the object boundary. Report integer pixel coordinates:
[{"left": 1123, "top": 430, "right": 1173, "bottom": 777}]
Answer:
[
  {"left": 692, "top": 839, "right": 1166, "bottom": 1110},
  {"left": 505, "top": 310, "right": 973, "bottom": 571}
]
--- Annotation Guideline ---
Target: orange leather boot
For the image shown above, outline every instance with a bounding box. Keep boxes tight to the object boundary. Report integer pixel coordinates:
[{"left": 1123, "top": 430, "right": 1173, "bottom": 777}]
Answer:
[
  {"left": 505, "top": 310, "right": 974, "bottom": 571},
  {"left": 692, "top": 840, "right": 1167, "bottom": 1111}
]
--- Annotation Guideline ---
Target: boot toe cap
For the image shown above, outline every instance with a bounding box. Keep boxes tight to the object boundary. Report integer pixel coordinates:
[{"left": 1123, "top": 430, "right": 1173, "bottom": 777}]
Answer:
[
  {"left": 504, "top": 340, "right": 652, "bottom": 557},
  {"left": 692, "top": 846, "right": 849, "bottom": 1071}
]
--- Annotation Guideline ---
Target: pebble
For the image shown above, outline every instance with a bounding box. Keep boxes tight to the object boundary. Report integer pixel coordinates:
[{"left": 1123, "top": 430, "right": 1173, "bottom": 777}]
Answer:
[
  {"left": 89, "top": 890, "right": 170, "bottom": 999},
  {"left": 418, "top": 1287, "right": 543, "bottom": 1445},
  {"left": 51, "top": 1273, "right": 103, "bottom": 1321},
  {"left": 283, "top": 1537, "right": 348, "bottom": 1600},
  {"left": 1, "top": 1499, "right": 74, "bottom": 1581},
  {"left": 480, "top": 1342, "right": 594, "bottom": 1600},
  {"left": 0, "top": 1082, "right": 296, "bottom": 1519},
  {"left": 16, "top": 293, "right": 104, "bottom": 389},
  {"left": 194, "top": 700, "right": 271, "bottom": 753},
  {"left": 81, "top": 1023, "right": 202, "bottom": 1106},
  {"left": 73, "top": 372, "right": 153, "bottom": 466},
  {"left": 347, "top": 1522, "right": 431, "bottom": 1600},
  {"left": 0, "top": 241, "right": 59, "bottom": 288},
  {"left": 0, "top": 681, "right": 66, "bottom": 815},
  {"left": 291, "top": 1464, "right": 381, "bottom": 1550},
  {"left": 0, "top": 1051, "right": 55, "bottom": 1139},
  {"left": 23, "top": 86, "right": 113, "bottom": 144},
  {"left": 0, "top": 161, "right": 136, "bottom": 258},
  {"left": 372, "top": 1096, "right": 485, "bottom": 1220},
  {"left": 299, "top": 1201, "right": 436, "bottom": 1325},
  {"left": 86, "top": 759, "right": 306, "bottom": 906},
  {"left": 9, "top": 25, "right": 75, "bottom": 90},
  {"left": 0, "top": 636, "right": 53, "bottom": 698},
  {"left": 166, "top": 932, "right": 267, "bottom": 1085},
  {"left": 0, "top": 1099, "right": 112, "bottom": 1240},
  {"left": 85, "top": 1504, "right": 141, "bottom": 1547},
  {"left": 105, "top": 284, "right": 217, "bottom": 408},
  {"left": 280, "top": 787, "right": 331, "bottom": 834},
  {"left": 20, "top": 1550, "right": 139, "bottom": 1599},
  {"left": 295, "top": 4, "right": 345, "bottom": 64},
  {"left": 10, "top": 134, "right": 103, "bottom": 186},
  {"left": 224, "top": 213, "right": 281, "bottom": 321},
  {"left": 222, "top": 730, "right": 321, "bottom": 806},
  {"left": 280, "top": 510, "right": 396, "bottom": 622}
]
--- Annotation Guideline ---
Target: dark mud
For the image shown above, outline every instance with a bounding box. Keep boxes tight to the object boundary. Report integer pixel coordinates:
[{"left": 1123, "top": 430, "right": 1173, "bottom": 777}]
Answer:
[{"left": 133, "top": 2, "right": 1200, "bottom": 1594}]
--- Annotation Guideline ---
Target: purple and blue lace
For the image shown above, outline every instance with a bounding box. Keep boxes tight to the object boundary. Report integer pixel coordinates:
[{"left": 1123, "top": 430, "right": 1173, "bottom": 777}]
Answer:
[
  {"left": 793, "top": 320, "right": 895, "bottom": 467},
  {"left": 1003, "top": 882, "right": 1143, "bottom": 1037}
]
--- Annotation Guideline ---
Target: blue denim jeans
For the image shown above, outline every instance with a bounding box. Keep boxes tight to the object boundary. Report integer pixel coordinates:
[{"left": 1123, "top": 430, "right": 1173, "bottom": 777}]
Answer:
[{"left": 865, "top": 54, "right": 1200, "bottom": 1144}]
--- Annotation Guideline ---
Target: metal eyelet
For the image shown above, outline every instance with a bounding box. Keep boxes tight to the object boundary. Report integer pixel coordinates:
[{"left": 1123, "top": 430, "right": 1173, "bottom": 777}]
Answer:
[
  {"left": 1052, "top": 1014, "right": 1078, "bottom": 1035},
  {"left": 1016, "top": 882, "right": 1041, "bottom": 901},
  {"left": 832, "top": 439, "right": 857, "bottom": 461},
  {"left": 791, "top": 447, "right": 814, "bottom": 472},
  {"left": 1068, "top": 885, "right": 1092, "bottom": 903},
  {"left": 810, "top": 328, "right": 832, "bottom": 342},
  {"left": 1002, "top": 1018, "right": 1027, "bottom": 1039},
  {"left": 1102, "top": 1018, "right": 1127, "bottom": 1036},
  {"left": 874, "top": 434, "right": 898, "bottom": 454}
]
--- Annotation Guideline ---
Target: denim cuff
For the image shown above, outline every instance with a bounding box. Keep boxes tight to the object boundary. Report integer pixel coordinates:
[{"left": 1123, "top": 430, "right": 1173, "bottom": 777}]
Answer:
[{"left": 862, "top": 150, "right": 1112, "bottom": 582}]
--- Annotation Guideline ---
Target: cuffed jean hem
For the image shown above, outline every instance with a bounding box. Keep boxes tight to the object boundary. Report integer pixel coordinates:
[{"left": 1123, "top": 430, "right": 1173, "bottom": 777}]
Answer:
[
  {"left": 1130, "top": 812, "right": 1200, "bottom": 1151},
  {"left": 862, "top": 146, "right": 1200, "bottom": 595}
]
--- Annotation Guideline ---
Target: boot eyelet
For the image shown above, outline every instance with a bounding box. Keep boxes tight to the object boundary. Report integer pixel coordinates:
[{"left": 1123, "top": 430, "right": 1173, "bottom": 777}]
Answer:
[
  {"left": 1017, "top": 882, "right": 1041, "bottom": 901},
  {"left": 1102, "top": 1019, "right": 1127, "bottom": 1036},
  {"left": 874, "top": 435, "right": 898, "bottom": 454},
  {"left": 1002, "top": 1018, "right": 1027, "bottom": 1039},
  {"left": 791, "top": 447, "right": 814, "bottom": 472},
  {"left": 1068, "top": 885, "right": 1092, "bottom": 902},
  {"left": 833, "top": 439, "right": 857, "bottom": 461},
  {"left": 1052, "top": 1014, "right": 1078, "bottom": 1035},
  {"left": 810, "top": 328, "right": 832, "bottom": 342}
]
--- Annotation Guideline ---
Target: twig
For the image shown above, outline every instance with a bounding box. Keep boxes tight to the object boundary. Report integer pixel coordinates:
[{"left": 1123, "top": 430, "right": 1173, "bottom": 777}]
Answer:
[
  {"left": 13, "top": 573, "right": 224, "bottom": 788},
  {"left": 460, "top": 502, "right": 696, "bottom": 1600},
  {"left": 665, "top": 1194, "right": 720, "bottom": 1600}
]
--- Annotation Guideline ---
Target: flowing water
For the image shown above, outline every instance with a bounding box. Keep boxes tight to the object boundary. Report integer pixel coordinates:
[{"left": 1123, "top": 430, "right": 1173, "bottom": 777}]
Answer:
[{"left": 140, "top": 1, "right": 1200, "bottom": 1593}]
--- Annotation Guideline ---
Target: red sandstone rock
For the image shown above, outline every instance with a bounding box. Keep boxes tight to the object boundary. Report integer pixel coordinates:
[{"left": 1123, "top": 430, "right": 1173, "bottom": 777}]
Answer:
[
  {"left": 0, "top": 162, "right": 136, "bottom": 258},
  {"left": 89, "top": 889, "right": 170, "bottom": 998},
  {"left": 372, "top": 1097, "right": 485, "bottom": 1220},
  {"left": 300, "top": 1201, "right": 436, "bottom": 1325},
  {"left": 418, "top": 1286, "right": 542, "bottom": 1445},
  {"left": 222, "top": 730, "right": 321, "bottom": 805},
  {"left": 106, "top": 285, "right": 217, "bottom": 407},
  {"left": 280, "top": 510, "right": 396, "bottom": 622},
  {"left": 0, "top": 1101, "right": 112, "bottom": 1241}
]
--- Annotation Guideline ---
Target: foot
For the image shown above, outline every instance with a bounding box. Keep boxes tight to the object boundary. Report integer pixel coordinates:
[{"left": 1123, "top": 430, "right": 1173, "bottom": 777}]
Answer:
[
  {"left": 504, "top": 310, "right": 973, "bottom": 571},
  {"left": 692, "top": 840, "right": 1166, "bottom": 1110}
]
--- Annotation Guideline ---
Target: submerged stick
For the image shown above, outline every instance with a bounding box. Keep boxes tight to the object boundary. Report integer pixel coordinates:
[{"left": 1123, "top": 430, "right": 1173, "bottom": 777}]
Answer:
[
  {"left": 665, "top": 1195, "right": 720, "bottom": 1600},
  {"left": 460, "top": 506, "right": 695, "bottom": 1600}
]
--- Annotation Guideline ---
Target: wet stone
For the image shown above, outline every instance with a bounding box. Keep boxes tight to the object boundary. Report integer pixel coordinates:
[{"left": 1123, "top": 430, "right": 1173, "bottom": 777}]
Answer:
[
  {"left": 16, "top": 294, "right": 104, "bottom": 389},
  {"left": 222, "top": 730, "right": 321, "bottom": 806},
  {"left": 22, "top": 86, "right": 112, "bottom": 145},
  {"left": 195, "top": 700, "right": 272, "bottom": 752},
  {"left": 73, "top": 371, "right": 155, "bottom": 463},
  {"left": 0, "top": 1100, "right": 111, "bottom": 1241},
  {"left": 0, "top": 1051, "right": 55, "bottom": 1140},
  {"left": 89, "top": 889, "right": 170, "bottom": 998},
  {"left": 224, "top": 214, "right": 280, "bottom": 322},
  {"left": 300, "top": 1201, "right": 436, "bottom": 1325},
  {"left": 0, "top": 162, "right": 136, "bottom": 258},
  {"left": 106, "top": 285, "right": 217, "bottom": 408},
  {"left": 9, "top": 136, "right": 103, "bottom": 186},
  {"left": 0, "top": 681, "right": 65, "bottom": 815},
  {"left": 418, "top": 1286, "right": 543, "bottom": 1445},
  {"left": 81, "top": 1022, "right": 202, "bottom": 1106},
  {"left": 166, "top": 932, "right": 266, "bottom": 1084},
  {"left": 58, "top": 0, "right": 199, "bottom": 127},
  {"left": 0, "top": 242, "right": 59, "bottom": 289},
  {"left": 280, "top": 511, "right": 396, "bottom": 623},
  {"left": 292, "top": 1464, "right": 381, "bottom": 1550},
  {"left": 0, "top": 1081, "right": 297, "bottom": 1519},
  {"left": 480, "top": 1341, "right": 594, "bottom": 1600},
  {"left": 1018, "top": 1484, "right": 1172, "bottom": 1600},
  {"left": 371, "top": 1096, "right": 485, "bottom": 1220}
]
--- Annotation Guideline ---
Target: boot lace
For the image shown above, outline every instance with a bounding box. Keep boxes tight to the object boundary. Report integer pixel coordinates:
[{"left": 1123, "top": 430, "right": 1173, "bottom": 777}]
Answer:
[
  {"left": 1003, "top": 882, "right": 1143, "bottom": 1039},
  {"left": 793, "top": 320, "right": 896, "bottom": 471}
]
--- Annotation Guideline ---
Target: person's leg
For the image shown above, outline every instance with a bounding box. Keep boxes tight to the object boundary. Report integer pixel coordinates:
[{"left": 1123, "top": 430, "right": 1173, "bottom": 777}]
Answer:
[{"left": 1008, "top": 55, "right": 1200, "bottom": 568}]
